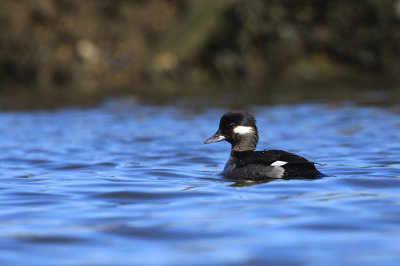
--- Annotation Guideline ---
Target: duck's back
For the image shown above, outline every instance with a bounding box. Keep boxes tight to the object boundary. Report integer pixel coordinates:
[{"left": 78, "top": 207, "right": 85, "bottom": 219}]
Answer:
[{"left": 222, "top": 150, "right": 321, "bottom": 180}]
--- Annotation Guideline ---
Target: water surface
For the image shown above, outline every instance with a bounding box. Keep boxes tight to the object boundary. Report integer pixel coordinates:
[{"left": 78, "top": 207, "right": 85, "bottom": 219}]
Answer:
[{"left": 0, "top": 99, "right": 400, "bottom": 265}]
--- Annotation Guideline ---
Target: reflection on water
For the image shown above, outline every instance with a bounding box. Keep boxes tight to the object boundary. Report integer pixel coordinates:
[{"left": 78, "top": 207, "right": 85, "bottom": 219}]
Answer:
[{"left": 0, "top": 99, "right": 400, "bottom": 265}]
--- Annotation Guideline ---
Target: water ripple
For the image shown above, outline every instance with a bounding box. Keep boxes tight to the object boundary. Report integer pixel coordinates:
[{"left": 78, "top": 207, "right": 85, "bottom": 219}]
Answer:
[{"left": 0, "top": 101, "right": 400, "bottom": 265}]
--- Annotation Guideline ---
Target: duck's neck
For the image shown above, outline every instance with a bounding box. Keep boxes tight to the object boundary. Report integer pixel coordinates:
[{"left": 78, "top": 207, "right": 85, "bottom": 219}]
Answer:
[{"left": 230, "top": 133, "right": 259, "bottom": 153}]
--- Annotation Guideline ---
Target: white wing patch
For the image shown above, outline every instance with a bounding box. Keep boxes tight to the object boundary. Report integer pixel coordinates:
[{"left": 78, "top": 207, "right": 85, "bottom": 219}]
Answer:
[
  {"left": 233, "top": 126, "right": 254, "bottom": 134},
  {"left": 270, "top": 160, "right": 288, "bottom": 167}
]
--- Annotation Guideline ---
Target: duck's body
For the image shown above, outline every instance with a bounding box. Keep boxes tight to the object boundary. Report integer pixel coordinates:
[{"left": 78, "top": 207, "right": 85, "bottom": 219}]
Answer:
[
  {"left": 223, "top": 150, "right": 321, "bottom": 180},
  {"left": 204, "top": 110, "right": 322, "bottom": 180}
]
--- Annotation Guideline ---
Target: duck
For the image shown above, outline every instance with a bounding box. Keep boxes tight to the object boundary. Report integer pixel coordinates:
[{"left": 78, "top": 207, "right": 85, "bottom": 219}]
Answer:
[{"left": 204, "top": 110, "right": 322, "bottom": 180}]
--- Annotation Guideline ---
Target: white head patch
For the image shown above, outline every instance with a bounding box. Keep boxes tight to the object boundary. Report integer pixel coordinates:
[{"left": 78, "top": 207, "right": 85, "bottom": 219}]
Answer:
[
  {"left": 233, "top": 126, "right": 254, "bottom": 134},
  {"left": 270, "top": 160, "right": 288, "bottom": 167}
]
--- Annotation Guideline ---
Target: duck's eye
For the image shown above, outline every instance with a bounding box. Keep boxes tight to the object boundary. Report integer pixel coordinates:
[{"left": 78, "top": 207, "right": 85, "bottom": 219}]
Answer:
[{"left": 227, "top": 123, "right": 235, "bottom": 128}]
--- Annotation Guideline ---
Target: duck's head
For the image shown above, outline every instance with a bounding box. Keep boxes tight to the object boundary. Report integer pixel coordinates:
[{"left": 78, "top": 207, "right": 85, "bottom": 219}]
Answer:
[{"left": 204, "top": 110, "right": 259, "bottom": 152}]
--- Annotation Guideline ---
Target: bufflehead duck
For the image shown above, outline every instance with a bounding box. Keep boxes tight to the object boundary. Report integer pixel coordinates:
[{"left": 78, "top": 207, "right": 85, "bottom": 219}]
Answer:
[{"left": 204, "top": 110, "right": 322, "bottom": 180}]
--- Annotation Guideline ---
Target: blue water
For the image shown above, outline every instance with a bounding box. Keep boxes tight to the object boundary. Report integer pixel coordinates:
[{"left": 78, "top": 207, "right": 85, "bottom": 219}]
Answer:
[{"left": 1, "top": 99, "right": 400, "bottom": 265}]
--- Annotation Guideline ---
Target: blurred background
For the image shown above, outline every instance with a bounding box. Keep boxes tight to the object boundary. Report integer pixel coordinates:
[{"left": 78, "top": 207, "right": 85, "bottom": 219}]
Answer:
[{"left": 1, "top": 0, "right": 400, "bottom": 108}]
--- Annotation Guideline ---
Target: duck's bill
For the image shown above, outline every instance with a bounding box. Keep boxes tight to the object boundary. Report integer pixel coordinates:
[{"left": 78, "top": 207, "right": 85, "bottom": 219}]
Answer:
[{"left": 204, "top": 131, "right": 225, "bottom": 144}]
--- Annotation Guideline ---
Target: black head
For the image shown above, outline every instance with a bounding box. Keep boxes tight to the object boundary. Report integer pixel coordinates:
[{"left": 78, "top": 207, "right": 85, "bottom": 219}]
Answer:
[{"left": 204, "top": 110, "right": 259, "bottom": 152}]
